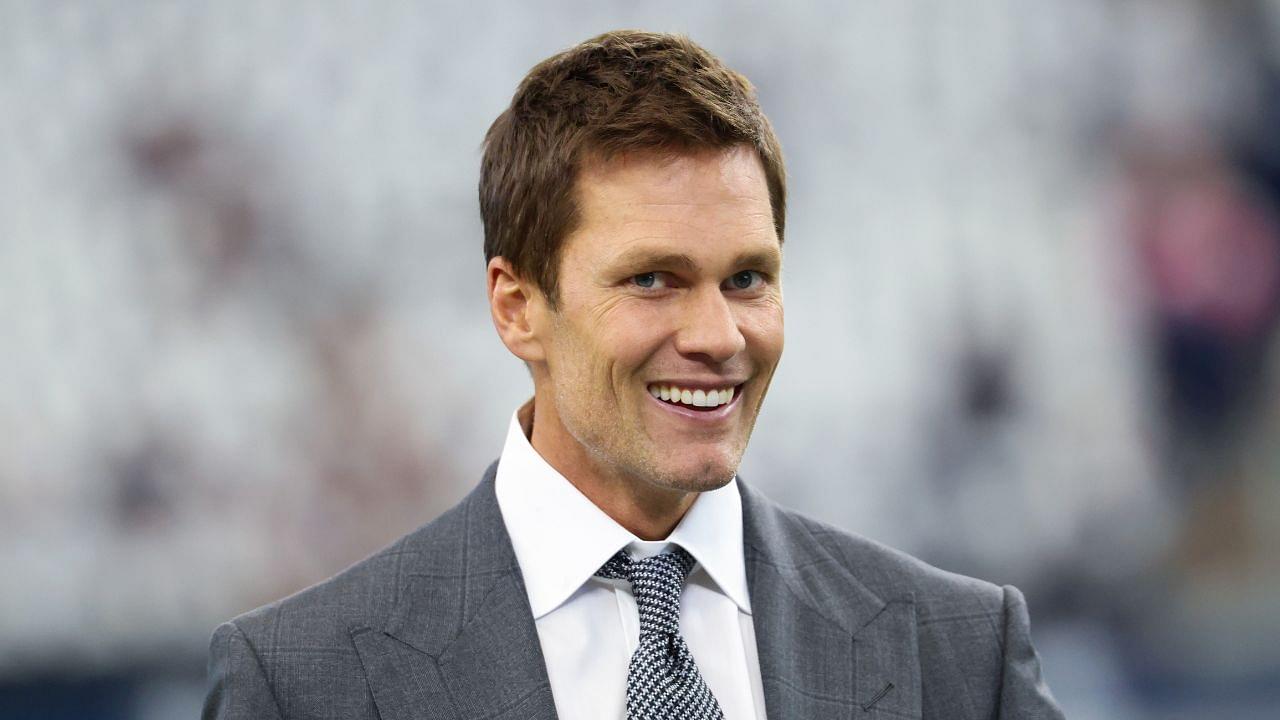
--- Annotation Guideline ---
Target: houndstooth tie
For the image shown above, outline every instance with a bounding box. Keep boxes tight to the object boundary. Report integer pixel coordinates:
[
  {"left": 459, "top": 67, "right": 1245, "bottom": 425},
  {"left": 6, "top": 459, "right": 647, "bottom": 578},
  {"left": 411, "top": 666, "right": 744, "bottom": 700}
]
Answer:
[{"left": 596, "top": 547, "right": 726, "bottom": 720}]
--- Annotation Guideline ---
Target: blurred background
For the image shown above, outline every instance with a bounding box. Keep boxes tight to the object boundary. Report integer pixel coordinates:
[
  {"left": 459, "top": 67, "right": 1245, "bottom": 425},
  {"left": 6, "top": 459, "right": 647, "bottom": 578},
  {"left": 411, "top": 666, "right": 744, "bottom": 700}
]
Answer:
[{"left": 2, "top": 0, "right": 1278, "bottom": 717}]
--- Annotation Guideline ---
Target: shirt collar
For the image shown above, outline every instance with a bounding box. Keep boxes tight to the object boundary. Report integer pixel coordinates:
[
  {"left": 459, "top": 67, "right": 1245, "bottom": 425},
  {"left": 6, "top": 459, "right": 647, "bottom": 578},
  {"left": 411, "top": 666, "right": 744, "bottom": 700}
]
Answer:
[{"left": 494, "top": 402, "right": 751, "bottom": 620}]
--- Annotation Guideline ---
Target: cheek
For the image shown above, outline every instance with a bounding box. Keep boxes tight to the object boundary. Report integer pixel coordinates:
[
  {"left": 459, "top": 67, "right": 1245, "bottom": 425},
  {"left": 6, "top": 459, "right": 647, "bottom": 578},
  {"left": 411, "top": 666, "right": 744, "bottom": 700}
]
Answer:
[
  {"left": 544, "top": 315, "right": 598, "bottom": 382},
  {"left": 592, "top": 301, "right": 673, "bottom": 368},
  {"left": 739, "top": 303, "right": 785, "bottom": 361}
]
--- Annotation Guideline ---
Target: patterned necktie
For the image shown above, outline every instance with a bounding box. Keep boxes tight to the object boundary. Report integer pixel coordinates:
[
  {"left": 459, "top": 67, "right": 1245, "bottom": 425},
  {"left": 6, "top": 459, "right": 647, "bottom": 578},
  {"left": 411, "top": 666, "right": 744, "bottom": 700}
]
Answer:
[{"left": 596, "top": 547, "right": 726, "bottom": 720}]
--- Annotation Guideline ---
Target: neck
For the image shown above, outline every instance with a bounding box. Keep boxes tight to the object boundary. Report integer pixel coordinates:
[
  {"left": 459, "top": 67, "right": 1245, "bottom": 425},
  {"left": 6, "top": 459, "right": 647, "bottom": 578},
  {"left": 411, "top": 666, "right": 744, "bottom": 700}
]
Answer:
[
  {"left": 577, "top": 473, "right": 695, "bottom": 541},
  {"left": 525, "top": 396, "right": 696, "bottom": 540}
]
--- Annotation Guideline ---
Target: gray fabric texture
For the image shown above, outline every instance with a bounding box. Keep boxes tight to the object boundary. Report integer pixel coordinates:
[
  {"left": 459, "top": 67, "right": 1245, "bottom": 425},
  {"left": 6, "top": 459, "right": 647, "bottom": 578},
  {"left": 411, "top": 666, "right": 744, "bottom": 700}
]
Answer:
[{"left": 203, "top": 462, "right": 1066, "bottom": 719}]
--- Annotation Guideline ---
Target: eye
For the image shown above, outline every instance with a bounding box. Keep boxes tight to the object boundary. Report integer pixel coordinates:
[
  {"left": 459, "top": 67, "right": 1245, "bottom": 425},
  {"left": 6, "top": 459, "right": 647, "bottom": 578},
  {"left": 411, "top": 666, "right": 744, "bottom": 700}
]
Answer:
[
  {"left": 727, "top": 270, "right": 762, "bottom": 291},
  {"left": 630, "top": 272, "right": 673, "bottom": 290}
]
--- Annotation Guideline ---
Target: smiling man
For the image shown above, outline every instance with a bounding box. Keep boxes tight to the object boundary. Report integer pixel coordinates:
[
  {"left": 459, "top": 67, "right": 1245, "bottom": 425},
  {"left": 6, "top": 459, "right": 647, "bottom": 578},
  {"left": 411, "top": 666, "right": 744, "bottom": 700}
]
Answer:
[
  {"left": 204, "top": 31, "right": 1064, "bottom": 720},
  {"left": 489, "top": 145, "right": 783, "bottom": 542}
]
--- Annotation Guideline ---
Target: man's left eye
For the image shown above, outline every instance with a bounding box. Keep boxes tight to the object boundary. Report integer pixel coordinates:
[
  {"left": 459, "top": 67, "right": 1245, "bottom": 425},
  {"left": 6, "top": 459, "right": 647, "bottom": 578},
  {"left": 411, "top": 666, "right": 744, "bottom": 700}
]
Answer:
[
  {"left": 727, "top": 270, "right": 762, "bottom": 290},
  {"left": 632, "top": 272, "right": 660, "bottom": 288}
]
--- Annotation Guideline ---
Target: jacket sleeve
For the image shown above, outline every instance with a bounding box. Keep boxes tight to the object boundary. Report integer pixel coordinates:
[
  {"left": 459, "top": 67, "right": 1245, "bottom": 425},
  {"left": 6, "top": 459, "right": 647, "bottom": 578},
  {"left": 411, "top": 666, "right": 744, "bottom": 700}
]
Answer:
[
  {"left": 203, "top": 621, "right": 286, "bottom": 720},
  {"left": 997, "top": 585, "right": 1066, "bottom": 719}
]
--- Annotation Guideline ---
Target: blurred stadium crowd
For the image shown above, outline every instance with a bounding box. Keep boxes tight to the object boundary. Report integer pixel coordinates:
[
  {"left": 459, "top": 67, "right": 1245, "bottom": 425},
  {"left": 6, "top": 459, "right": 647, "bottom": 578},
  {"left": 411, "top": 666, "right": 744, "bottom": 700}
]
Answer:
[{"left": 1, "top": 1, "right": 1278, "bottom": 718}]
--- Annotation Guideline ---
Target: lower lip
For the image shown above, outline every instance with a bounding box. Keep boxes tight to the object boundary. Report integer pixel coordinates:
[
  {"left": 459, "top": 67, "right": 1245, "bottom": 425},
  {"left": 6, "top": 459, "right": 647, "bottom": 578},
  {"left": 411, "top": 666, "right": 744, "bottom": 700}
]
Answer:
[{"left": 647, "top": 387, "right": 743, "bottom": 422}]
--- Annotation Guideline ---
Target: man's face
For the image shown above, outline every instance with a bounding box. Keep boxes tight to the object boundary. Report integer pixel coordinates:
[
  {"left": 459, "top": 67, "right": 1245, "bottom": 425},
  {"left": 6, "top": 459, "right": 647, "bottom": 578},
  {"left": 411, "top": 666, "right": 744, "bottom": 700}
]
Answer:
[{"left": 529, "top": 145, "right": 784, "bottom": 495}]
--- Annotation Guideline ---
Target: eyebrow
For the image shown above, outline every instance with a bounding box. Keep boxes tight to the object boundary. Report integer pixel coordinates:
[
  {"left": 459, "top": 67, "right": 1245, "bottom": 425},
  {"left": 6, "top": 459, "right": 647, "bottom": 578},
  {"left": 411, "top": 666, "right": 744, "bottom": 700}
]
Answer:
[
  {"left": 613, "top": 250, "right": 698, "bottom": 273},
  {"left": 731, "top": 248, "right": 783, "bottom": 274},
  {"left": 611, "top": 247, "right": 782, "bottom": 275}
]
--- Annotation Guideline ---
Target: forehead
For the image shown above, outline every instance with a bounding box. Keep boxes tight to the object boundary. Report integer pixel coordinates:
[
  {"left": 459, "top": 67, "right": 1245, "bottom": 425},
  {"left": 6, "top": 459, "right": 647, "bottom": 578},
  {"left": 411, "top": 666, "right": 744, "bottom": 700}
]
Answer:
[{"left": 567, "top": 145, "right": 779, "bottom": 265}]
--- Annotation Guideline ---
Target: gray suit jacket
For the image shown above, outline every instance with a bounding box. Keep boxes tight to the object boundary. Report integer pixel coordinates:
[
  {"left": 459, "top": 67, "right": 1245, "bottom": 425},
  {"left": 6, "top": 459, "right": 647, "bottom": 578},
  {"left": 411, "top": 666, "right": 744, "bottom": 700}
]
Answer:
[{"left": 204, "top": 464, "right": 1064, "bottom": 719}]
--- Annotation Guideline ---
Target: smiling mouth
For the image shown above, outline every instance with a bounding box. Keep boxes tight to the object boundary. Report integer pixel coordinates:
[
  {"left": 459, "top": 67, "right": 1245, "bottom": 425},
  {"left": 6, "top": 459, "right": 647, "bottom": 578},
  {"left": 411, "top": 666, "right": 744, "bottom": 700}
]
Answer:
[{"left": 646, "top": 383, "right": 742, "bottom": 411}]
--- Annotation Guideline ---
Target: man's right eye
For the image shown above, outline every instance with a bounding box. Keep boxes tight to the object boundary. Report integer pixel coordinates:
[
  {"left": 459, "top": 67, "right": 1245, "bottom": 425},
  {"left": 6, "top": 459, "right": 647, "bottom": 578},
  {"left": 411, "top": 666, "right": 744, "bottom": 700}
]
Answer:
[{"left": 632, "top": 272, "right": 658, "bottom": 288}]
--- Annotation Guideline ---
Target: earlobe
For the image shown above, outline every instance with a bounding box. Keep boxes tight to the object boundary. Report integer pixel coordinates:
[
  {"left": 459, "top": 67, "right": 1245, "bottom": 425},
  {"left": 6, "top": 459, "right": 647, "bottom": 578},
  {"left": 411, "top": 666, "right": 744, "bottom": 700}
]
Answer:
[{"left": 487, "top": 257, "right": 546, "bottom": 363}]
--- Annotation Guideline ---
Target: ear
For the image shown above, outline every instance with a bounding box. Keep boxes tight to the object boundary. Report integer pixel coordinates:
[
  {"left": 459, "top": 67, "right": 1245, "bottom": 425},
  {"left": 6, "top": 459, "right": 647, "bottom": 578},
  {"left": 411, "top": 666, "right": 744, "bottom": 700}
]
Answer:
[{"left": 487, "top": 256, "right": 548, "bottom": 363}]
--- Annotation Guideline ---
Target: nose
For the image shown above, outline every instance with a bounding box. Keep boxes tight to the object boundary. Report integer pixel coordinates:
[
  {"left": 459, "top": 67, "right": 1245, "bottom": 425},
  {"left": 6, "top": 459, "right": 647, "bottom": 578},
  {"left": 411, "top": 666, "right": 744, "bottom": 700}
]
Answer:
[{"left": 674, "top": 286, "right": 746, "bottom": 363}]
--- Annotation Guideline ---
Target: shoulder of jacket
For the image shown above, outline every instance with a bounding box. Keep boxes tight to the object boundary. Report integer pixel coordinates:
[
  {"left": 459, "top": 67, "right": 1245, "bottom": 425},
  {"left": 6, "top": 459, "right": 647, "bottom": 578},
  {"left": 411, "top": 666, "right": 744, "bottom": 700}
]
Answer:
[{"left": 224, "top": 482, "right": 479, "bottom": 648}]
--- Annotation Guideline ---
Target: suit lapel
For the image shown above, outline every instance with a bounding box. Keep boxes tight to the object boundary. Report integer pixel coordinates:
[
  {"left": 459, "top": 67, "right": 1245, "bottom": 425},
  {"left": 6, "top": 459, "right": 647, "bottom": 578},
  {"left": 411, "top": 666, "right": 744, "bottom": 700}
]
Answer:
[
  {"left": 433, "top": 570, "right": 558, "bottom": 719},
  {"left": 741, "top": 481, "right": 922, "bottom": 718},
  {"left": 356, "top": 464, "right": 558, "bottom": 720}
]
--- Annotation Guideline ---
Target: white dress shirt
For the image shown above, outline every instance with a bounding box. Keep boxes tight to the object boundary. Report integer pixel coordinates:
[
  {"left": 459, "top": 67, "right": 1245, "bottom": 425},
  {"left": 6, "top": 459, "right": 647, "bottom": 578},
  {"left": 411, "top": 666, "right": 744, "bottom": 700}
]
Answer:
[{"left": 494, "top": 407, "right": 767, "bottom": 720}]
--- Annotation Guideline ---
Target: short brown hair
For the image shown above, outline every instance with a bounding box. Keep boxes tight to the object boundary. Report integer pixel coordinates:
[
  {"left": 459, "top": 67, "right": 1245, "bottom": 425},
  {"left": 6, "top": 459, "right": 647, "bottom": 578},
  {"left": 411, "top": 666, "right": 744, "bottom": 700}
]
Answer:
[{"left": 480, "top": 30, "right": 786, "bottom": 307}]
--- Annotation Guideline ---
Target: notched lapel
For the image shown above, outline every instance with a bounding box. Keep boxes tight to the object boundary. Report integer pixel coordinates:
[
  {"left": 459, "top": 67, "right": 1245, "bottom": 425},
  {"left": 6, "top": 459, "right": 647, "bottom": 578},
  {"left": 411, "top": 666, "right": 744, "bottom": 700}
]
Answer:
[
  {"left": 854, "top": 600, "right": 922, "bottom": 718},
  {"left": 363, "top": 573, "right": 556, "bottom": 720},
  {"left": 741, "top": 481, "right": 921, "bottom": 719},
  {"left": 749, "top": 556, "right": 861, "bottom": 716},
  {"left": 434, "top": 572, "right": 558, "bottom": 720},
  {"left": 352, "top": 626, "right": 457, "bottom": 720},
  {"left": 373, "top": 469, "right": 557, "bottom": 720}
]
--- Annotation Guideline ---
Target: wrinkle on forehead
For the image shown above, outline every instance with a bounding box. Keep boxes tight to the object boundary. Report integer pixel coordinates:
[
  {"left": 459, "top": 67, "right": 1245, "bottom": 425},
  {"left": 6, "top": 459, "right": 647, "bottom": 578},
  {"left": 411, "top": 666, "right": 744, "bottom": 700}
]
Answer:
[
  {"left": 576, "top": 144, "right": 770, "bottom": 207},
  {"left": 562, "top": 145, "right": 780, "bottom": 284}
]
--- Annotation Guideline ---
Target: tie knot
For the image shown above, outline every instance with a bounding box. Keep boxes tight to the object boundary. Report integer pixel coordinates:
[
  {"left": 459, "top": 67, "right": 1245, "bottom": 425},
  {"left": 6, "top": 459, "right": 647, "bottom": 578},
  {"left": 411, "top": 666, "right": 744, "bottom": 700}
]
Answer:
[
  {"left": 595, "top": 547, "right": 696, "bottom": 637},
  {"left": 596, "top": 546, "right": 696, "bottom": 583}
]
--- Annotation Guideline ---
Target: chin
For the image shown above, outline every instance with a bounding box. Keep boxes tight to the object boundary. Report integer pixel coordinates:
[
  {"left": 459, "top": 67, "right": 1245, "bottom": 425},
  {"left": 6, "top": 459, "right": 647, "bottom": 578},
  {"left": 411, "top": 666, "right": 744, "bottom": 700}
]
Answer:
[{"left": 646, "top": 456, "right": 739, "bottom": 494}]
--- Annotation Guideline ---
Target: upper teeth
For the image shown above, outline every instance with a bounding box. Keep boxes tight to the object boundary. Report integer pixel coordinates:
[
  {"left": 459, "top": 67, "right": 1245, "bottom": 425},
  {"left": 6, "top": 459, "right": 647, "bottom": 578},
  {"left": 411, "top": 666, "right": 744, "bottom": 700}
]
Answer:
[{"left": 647, "top": 384, "right": 736, "bottom": 408}]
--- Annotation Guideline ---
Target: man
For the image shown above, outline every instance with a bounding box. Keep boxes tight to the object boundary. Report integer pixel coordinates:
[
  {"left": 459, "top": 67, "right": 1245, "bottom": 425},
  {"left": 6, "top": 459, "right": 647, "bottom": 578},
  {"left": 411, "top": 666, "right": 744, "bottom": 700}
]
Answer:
[{"left": 204, "top": 30, "right": 1064, "bottom": 719}]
